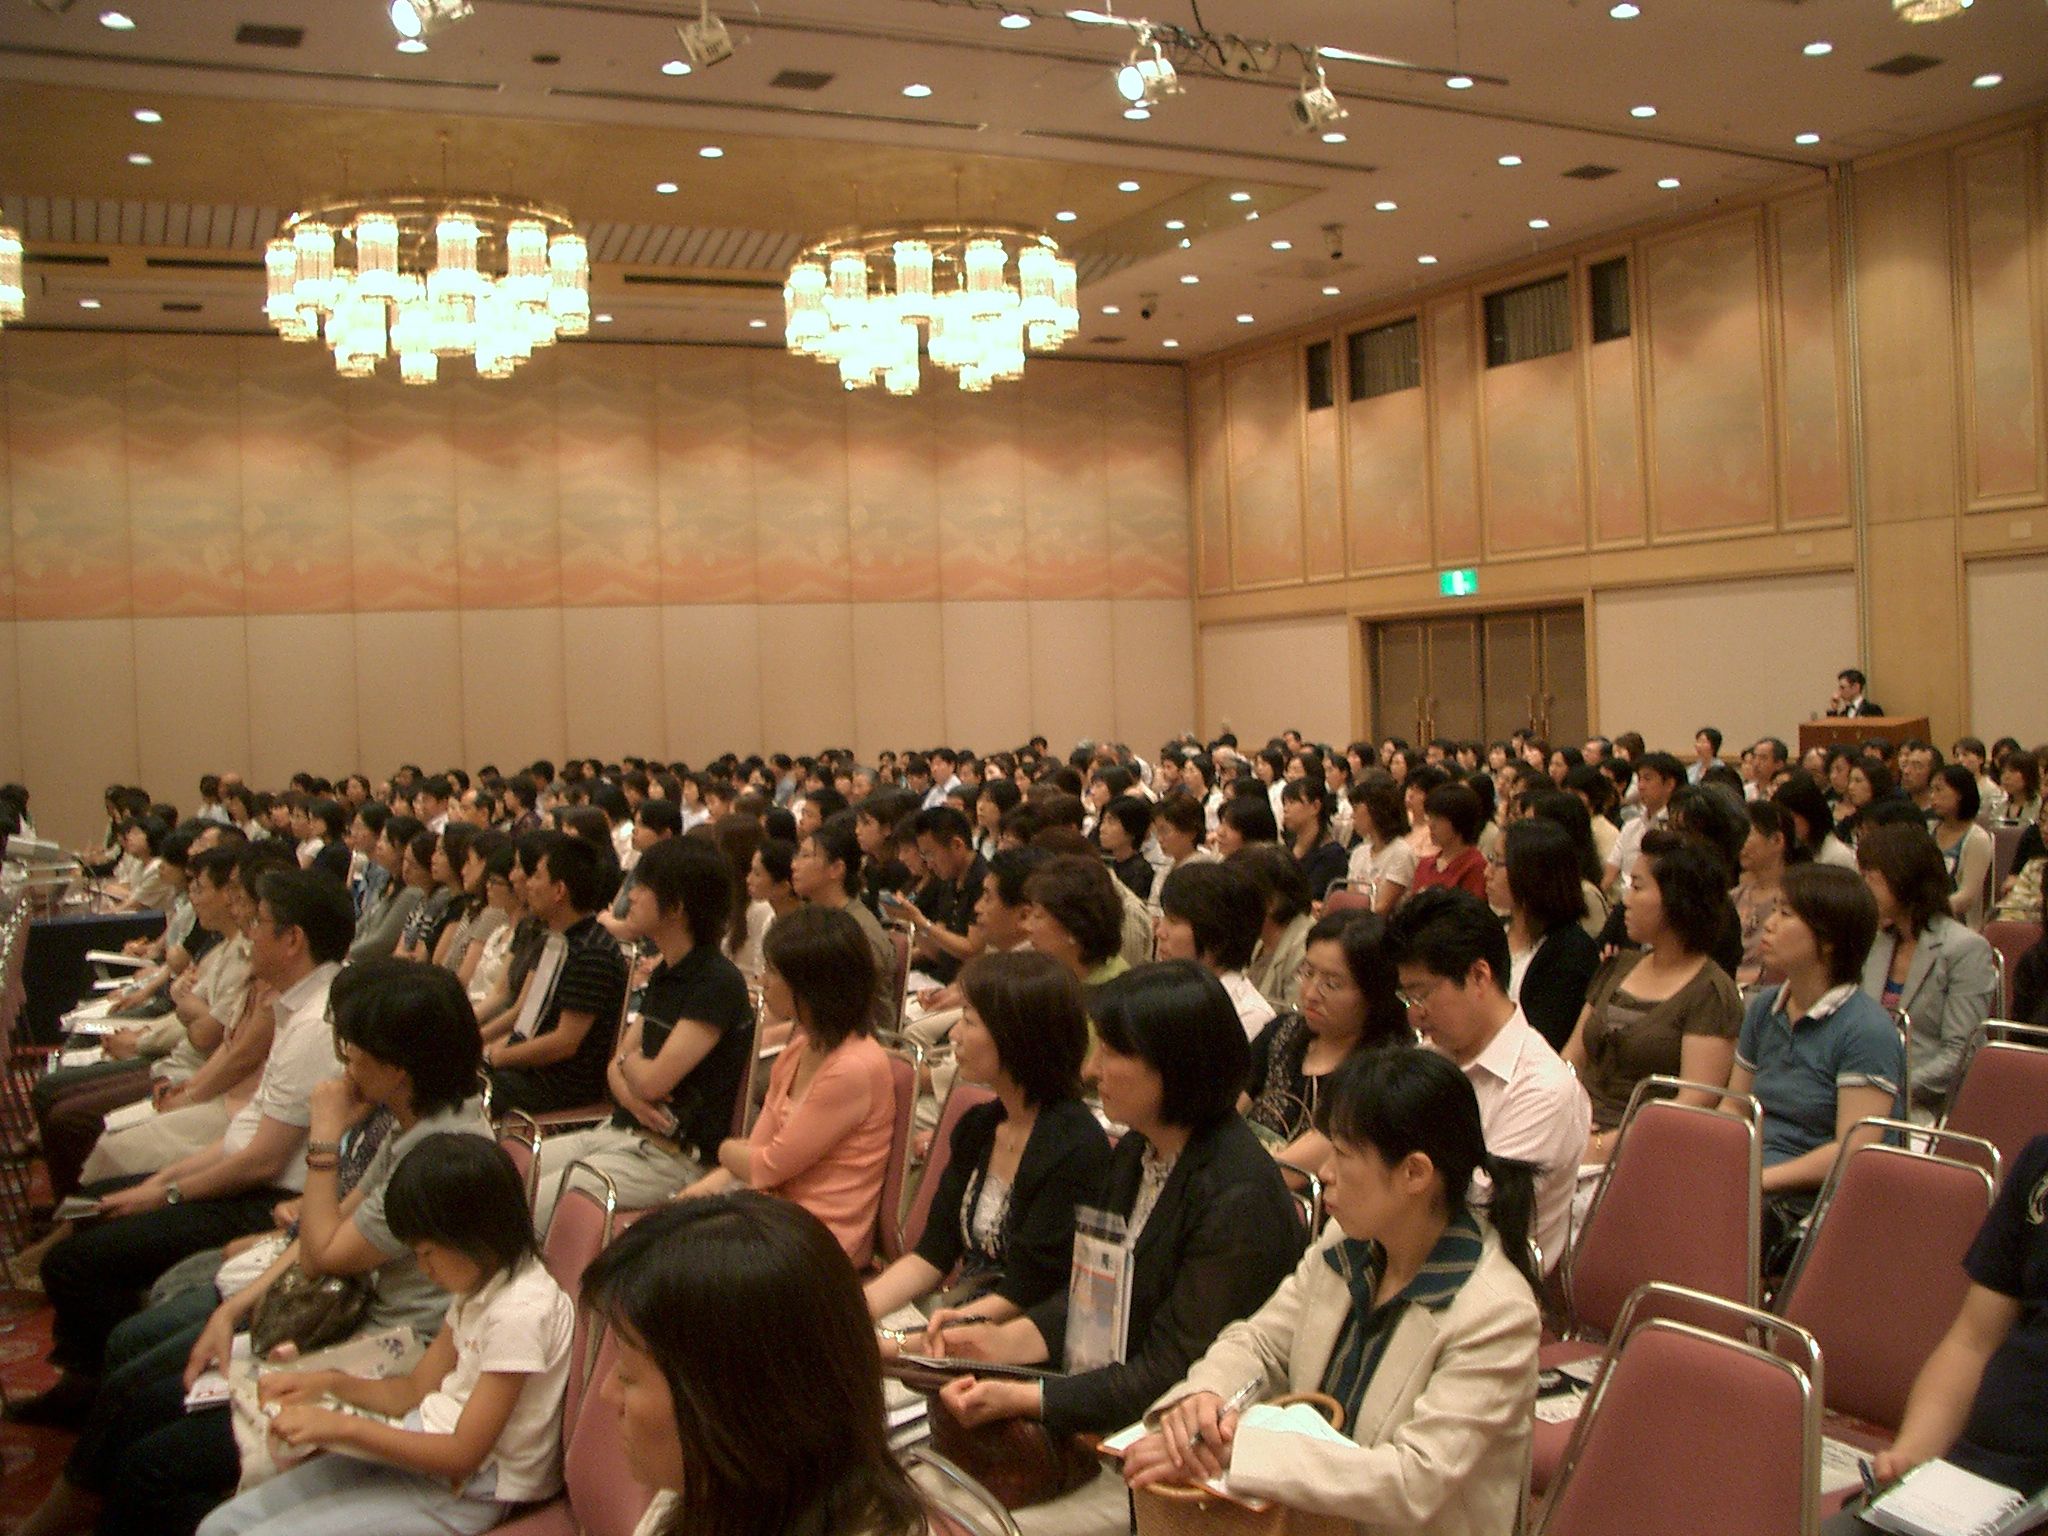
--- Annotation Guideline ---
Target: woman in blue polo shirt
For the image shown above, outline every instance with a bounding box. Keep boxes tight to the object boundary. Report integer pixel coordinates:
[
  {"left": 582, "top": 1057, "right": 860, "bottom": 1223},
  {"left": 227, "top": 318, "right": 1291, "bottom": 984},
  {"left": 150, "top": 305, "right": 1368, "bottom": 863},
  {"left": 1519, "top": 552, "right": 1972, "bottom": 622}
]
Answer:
[{"left": 1727, "top": 864, "right": 1902, "bottom": 1255}]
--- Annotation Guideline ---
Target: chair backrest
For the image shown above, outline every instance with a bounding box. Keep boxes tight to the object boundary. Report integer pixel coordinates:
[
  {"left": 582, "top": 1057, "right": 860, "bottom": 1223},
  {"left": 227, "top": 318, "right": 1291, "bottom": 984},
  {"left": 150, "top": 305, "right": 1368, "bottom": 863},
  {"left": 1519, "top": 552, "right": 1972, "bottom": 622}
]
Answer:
[
  {"left": 495, "top": 1108, "right": 543, "bottom": 1212},
  {"left": 1565, "top": 1077, "right": 1762, "bottom": 1337},
  {"left": 886, "top": 921, "right": 914, "bottom": 1030},
  {"left": 1273, "top": 1154, "right": 1326, "bottom": 1238},
  {"left": 1774, "top": 1124, "right": 1997, "bottom": 1430},
  {"left": 561, "top": 1330, "right": 658, "bottom": 1536},
  {"left": 1322, "top": 882, "right": 1373, "bottom": 913},
  {"left": 544, "top": 1165, "right": 618, "bottom": 1432},
  {"left": 900, "top": 1080, "right": 999, "bottom": 1259},
  {"left": 1891, "top": 1008, "right": 1913, "bottom": 1115},
  {"left": 1944, "top": 1026, "right": 2048, "bottom": 1180},
  {"left": 1982, "top": 921, "right": 2042, "bottom": 1016},
  {"left": 872, "top": 1037, "right": 923, "bottom": 1264},
  {"left": 1539, "top": 1300, "right": 1821, "bottom": 1536},
  {"left": 1991, "top": 824, "right": 2026, "bottom": 892},
  {"left": 902, "top": 1445, "right": 1024, "bottom": 1536}
]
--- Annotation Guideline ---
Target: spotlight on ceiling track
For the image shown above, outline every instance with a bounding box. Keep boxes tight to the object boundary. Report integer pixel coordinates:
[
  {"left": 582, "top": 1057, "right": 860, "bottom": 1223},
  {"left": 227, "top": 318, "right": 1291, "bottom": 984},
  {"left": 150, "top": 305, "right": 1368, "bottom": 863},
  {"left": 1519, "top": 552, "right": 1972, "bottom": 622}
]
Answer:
[
  {"left": 675, "top": 0, "right": 734, "bottom": 68},
  {"left": 388, "top": 0, "right": 471, "bottom": 40},
  {"left": 1116, "top": 30, "right": 1180, "bottom": 107},
  {"left": 1291, "top": 64, "right": 1348, "bottom": 133}
]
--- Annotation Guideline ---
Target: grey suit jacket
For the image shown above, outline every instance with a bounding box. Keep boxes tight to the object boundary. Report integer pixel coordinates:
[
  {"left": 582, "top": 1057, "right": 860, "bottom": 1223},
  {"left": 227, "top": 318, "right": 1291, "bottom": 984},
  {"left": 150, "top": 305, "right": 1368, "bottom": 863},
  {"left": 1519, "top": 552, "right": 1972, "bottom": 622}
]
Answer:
[
  {"left": 1861, "top": 915, "right": 1999, "bottom": 1109},
  {"left": 1150, "top": 1225, "right": 1539, "bottom": 1536}
]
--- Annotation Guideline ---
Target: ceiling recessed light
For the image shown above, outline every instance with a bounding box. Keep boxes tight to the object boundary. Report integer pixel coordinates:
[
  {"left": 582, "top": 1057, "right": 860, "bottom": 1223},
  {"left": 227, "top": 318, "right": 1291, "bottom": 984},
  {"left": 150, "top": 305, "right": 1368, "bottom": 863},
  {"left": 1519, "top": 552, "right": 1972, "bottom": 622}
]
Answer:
[
  {"left": 1657, "top": 176, "right": 1681, "bottom": 189},
  {"left": 1803, "top": 40, "right": 1833, "bottom": 56},
  {"left": 1374, "top": 200, "right": 1398, "bottom": 212},
  {"left": 748, "top": 319, "right": 768, "bottom": 328},
  {"left": 1795, "top": 132, "right": 1821, "bottom": 145},
  {"left": 594, "top": 313, "right": 614, "bottom": 324},
  {"left": 1178, "top": 237, "right": 1191, "bottom": 248},
  {"left": 655, "top": 181, "right": 679, "bottom": 194},
  {"left": 1417, "top": 254, "right": 1438, "bottom": 265},
  {"left": 1236, "top": 314, "right": 1255, "bottom": 324},
  {"left": 80, "top": 299, "right": 102, "bottom": 309},
  {"left": 1630, "top": 104, "right": 1657, "bottom": 118},
  {"left": 1164, "top": 219, "right": 1186, "bottom": 230},
  {"left": 1446, "top": 75, "right": 1474, "bottom": 89},
  {"left": 1528, "top": 218, "right": 1550, "bottom": 229},
  {"left": 1123, "top": 106, "right": 1151, "bottom": 120},
  {"left": 1228, "top": 191, "right": 1251, "bottom": 203},
  {"left": 699, "top": 145, "right": 724, "bottom": 159},
  {"left": 1162, "top": 338, "right": 1180, "bottom": 348},
  {"left": 1101, "top": 304, "right": 1121, "bottom": 315},
  {"left": 1322, "top": 285, "right": 1341, "bottom": 296},
  {"left": 1000, "top": 11, "right": 1032, "bottom": 26},
  {"left": 1498, "top": 154, "right": 1523, "bottom": 167},
  {"left": 98, "top": 10, "right": 134, "bottom": 29},
  {"left": 1245, "top": 210, "right": 1260, "bottom": 221},
  {"left": 902, "top": 83, "right": 932, "bottom": 97},
  {"left": 661, "top": 58, "right": 692, "bottom": 75},
  {"left": 1609, "top": 2, "right": 1640, "bottom": 16},
  {"left": 126, "top": 152, "right": 152, "bottom": 166},
  {"left": 1179, "top": 273, "right": 1199, "bottom": 284},
  {"left": 1270, "top": 239, "right": 1292, "bottom": 250},
  {"left": 1117, "top": 179, "right": 1141, "bottom": 192},
  {"left": 1055, "top": 211, "right": 1078, "bottom": 223},
  {"left": 132, "top": 108, "right": 161, "bottom": 123},
  {"left": 396, "top": 37, "right": 427, "bottom": 51},
  {"left": 1321, "top": 131, "right": 1347, "bottom": 143},
  {"left": 1973, "top": 72, "right": 2003, "bottom": 88}
]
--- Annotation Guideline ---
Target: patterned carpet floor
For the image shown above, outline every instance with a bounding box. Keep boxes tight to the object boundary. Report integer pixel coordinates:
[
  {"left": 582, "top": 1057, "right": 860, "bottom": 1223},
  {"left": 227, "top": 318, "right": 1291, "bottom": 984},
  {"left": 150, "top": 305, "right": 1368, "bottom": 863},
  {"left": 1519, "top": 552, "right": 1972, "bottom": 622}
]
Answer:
[{"left": 0, "top": 1287, "right": 66, "bottom": 1526}]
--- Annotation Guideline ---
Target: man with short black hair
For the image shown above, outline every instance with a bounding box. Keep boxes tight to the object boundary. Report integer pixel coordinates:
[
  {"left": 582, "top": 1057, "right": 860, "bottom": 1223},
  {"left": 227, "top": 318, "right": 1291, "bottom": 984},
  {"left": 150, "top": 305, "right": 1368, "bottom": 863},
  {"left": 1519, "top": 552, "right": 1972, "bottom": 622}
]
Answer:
[
  {"left": 1604, "top": 750, "right": 1684, "bottom": 887},
  {"left": 1828, "top": 668, "right": 1883, "bottom": 718},
  {"left": 1689, "top": 727, "right": 1724, "bottom": 784},
  {"left": 889, "top": 806, "right": 988, "bottom": 985},
  {"left": 483, "top": 830, "right": 628, "bottom": 1114},
  {"left": 414, "top": 774, "right": 452, "bottom": 833}
]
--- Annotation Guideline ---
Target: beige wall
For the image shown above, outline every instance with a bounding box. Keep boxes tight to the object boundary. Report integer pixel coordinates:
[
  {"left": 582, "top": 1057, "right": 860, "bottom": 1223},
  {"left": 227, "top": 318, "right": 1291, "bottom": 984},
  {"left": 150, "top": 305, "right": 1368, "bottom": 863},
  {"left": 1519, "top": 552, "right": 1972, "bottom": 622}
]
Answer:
[
  {"left": 1198, "top": 612, "right": 1354, "bottom": 747},
  {"left": 0, "top": 334, "right": 1194, "bottom": 847},
  {"left": 1593, "top": 572, "right": 1858, "bottom": 757},
  {"left": 1966, "top": 553, "right": 2048, "bottom": 748},
  {"left": 1184, "top": 107, "right": 2048, "bottom": 757}
]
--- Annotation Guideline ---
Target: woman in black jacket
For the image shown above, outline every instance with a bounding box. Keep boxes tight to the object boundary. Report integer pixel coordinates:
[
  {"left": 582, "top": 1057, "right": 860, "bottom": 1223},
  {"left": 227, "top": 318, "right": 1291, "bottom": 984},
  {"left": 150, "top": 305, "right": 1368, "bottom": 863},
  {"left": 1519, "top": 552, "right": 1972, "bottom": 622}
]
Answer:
[
  {"left": 929, "top": 962, "right": 1305, "bottom": 1532},
  {"left": 865, "top": 951, "right": 1110, "bottom": 1324}
]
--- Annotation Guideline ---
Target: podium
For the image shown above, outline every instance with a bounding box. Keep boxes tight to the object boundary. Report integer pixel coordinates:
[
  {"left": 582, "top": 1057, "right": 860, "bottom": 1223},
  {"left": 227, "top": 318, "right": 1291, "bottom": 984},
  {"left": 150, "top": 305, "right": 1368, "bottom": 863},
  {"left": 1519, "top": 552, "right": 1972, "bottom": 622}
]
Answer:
[{"left": 1798, "top": 716, "right": 1930, "bottom": 757}]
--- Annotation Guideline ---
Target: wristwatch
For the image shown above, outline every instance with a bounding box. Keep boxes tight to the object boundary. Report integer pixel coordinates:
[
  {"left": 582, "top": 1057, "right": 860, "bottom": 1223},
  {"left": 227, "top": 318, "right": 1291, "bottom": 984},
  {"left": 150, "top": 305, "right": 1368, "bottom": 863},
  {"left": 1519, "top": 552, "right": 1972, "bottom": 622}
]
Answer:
[{"left": 164, "top": 1181, "right": 183, "bottom": 1206}]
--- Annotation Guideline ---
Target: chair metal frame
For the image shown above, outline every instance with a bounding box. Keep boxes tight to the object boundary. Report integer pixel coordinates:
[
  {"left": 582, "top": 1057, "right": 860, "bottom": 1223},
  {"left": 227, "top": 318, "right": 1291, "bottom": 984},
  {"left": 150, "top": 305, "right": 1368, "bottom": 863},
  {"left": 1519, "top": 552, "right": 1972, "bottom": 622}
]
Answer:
[
  {"left": 495, "top": 1105, "right": 545, "bottom": 1212},
  {"left": 1942, "top": 1019, "right": 2048, "bottom": 1168},
  {"left": 872, "top": 1031, "right": 927, "bottom": 1263},
  {"left": 1891, "top": 1008, "right": 1912, "bottom": 1117},
  {"left": 901, "top": 1445, "right": 1026, "bottom": 1536},
  {"left": 1273, "top": 1154, "right": 1326, "bottom": 1236},
  {"left": 1536, "top": 1282, "right": 1824, "bottom": 1536},
  {"left": 884, "top": 918, "right": 917, "bottom": 1032},
  {"left": 1563, "top": 1075, "right": 1765, "bottom": 1329}
]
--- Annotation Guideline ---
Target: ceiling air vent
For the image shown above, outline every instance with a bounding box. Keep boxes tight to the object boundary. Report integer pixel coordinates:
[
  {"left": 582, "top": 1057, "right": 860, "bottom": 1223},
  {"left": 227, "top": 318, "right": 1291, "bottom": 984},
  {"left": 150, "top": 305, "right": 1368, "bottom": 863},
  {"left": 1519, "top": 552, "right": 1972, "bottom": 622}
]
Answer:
[
  {"left": 161, "top": 302, "right": 203, "bottom": 313},
  {"left": 1868, "top": 53, "right": 1941, "bottom": 76},
  {"left": 1088, "top": 335, "right": 1127, "bottom": 345},
  {"left": 769, "top": 69, "right": 834, "bottom": 91},
  {"left": 1561, "top": 163, "right": 1619, "bottom": 181},
  {"left": 235, "top": 22, "right": 305, "bottom": 47}
]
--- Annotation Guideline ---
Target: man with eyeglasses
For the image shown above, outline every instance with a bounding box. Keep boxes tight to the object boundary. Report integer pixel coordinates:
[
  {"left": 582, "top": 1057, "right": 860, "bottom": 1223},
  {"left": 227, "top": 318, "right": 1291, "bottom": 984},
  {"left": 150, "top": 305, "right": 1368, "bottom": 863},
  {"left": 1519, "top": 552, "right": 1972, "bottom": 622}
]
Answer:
[
  {"left": 18, "top": 868, "right": 353, "bottom": 1427},
  {"left": 1383, "top": 888, "right": 1588, "bottom": 1276}
]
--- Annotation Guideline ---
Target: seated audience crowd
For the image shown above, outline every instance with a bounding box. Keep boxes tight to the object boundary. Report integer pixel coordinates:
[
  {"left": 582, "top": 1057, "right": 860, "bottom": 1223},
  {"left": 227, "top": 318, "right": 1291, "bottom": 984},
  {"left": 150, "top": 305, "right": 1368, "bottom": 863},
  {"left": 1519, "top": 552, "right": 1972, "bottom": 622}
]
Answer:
[{"left": 2, "top": 711, "right": 2044, "bottom": 1536}]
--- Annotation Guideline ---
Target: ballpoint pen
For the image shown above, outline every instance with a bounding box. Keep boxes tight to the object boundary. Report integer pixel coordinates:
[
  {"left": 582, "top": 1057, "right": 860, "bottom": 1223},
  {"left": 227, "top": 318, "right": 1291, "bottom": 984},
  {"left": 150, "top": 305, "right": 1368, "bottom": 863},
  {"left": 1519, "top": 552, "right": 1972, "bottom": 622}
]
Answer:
[{"left": 1190, "top": 1375, "right": 1265, "bottom": 1449}]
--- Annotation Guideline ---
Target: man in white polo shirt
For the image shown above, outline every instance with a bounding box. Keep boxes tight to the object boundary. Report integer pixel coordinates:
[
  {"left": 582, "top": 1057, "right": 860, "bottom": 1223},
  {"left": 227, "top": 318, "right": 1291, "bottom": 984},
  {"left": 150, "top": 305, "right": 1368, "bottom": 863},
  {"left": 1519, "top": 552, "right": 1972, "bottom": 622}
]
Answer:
[{"left": 1386, "top": 887, "right": 1590, "bottom": 1275}]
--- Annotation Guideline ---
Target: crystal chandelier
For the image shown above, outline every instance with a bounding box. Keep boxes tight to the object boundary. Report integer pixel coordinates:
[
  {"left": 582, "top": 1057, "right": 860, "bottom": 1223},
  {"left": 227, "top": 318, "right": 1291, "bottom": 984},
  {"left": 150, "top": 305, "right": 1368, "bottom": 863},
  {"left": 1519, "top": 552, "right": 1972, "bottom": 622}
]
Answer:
[
  {"left": 1891, "top": 0, "right": 1970, "bottom": 18},
  {"left": 783, "top": 224, "right": 1079, "bottom": 395},
  {"left": 0, "top": 225, "right": 23, "bottom": 327},
  {"left": 264, "top": 192, "right": 588, "bottom": 384}
]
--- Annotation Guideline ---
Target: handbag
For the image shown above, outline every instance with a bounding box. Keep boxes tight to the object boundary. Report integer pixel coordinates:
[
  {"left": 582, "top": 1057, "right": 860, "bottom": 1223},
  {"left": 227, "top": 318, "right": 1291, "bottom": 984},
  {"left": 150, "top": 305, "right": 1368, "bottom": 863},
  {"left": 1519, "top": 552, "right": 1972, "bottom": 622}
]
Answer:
[
  {"left": 1132, "top": 1393, "right": 1356, "bottom": 1536},
  {"left": 247, "top": 1264, "right": 373, "bottom": 1357},
  {"left": 885, "top": 1358, "right": 1101, "bottom": 1511}
]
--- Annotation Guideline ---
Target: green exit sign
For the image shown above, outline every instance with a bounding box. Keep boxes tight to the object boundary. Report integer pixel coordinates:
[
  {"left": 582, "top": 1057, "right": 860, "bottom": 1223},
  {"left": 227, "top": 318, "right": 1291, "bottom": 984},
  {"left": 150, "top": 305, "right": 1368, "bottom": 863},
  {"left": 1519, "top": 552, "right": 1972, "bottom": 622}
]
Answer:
[{"left": 1439, "top": 567, "right": 1479, "bottom": 597}]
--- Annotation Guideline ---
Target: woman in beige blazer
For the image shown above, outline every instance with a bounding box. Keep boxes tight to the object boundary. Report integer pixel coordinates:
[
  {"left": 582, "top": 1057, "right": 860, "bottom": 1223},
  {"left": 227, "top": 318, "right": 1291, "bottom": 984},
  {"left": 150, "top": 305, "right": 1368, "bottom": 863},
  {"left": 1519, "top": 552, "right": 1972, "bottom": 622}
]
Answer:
[{"left": 1123, "top": 1048, "right": 1540, "bottom": 1536}]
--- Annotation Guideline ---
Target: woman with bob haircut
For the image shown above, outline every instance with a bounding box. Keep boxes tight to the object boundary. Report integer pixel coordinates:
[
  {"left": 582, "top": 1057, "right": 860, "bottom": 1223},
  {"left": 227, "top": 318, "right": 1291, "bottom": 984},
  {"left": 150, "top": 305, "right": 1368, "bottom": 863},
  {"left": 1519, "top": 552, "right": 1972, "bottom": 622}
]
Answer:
[
  {"left": 1856, "top": 821, "right": 1998, "bottom": 1118},
  {"left": 1230, "top": 845, "right": 1316, "bottom": 1014},
  {"left": 1153, "top": 860, "right": 1276, "bottom": 1041},
  {"left": 1124, "top": 1049, "right": 1540, "bottom": 1536},
  {"left": 926, "top": 962, "right": 1304, "bottom": 1536},
  {"left": 1562, "top": 832, "right": 1742, "bottom": 1162},
  {"left": 1021, "top": 854, "right": 1129, "bottom": 989},
  {"left": 1278, "top": 779, "right": 1347, "bottom": 903},
  {"left": 1410, "top": 783, "right": 1487, "bottom": 900},
  {"left": 1929, "top": 764, "right": 1994, "bottom": 928},
  {"left": 1490, "top": 816, "right": 1604, "bottom": 1051},
  {"left": 584, "top": 1193, "right": 931, "bottom": 1536},
  {"left": 1772, "top": 771, "right": 1858, "bottom": 871},
  {"left": 1345, "top": 775, "right": 1416, "bottom": 917},
  {"left": 680, "top": 905, "right": 895, "bottom": 1267},
  {"left": 1213, "top": 791, "right": 1279, "bottom": 857},
  {"left": 866, "top": 950, "right": 1110, "bottom": 1326}
]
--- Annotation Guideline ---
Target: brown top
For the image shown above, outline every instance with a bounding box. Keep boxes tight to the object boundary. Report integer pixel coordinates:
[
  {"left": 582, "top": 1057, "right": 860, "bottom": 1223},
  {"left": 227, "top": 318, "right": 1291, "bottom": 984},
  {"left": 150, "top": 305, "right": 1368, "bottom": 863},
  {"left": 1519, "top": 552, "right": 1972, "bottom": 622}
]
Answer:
[{"left": 1579, "top": 949, "right": 1742, "bottom": 1129}]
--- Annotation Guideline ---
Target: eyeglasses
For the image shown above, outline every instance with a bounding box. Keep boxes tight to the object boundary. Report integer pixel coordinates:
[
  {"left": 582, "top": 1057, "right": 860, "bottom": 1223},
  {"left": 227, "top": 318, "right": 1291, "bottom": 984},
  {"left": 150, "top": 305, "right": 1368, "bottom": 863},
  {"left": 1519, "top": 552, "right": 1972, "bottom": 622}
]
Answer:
[
  {"left": 1294, "top": 962, "right": 1354, "bottom": 996},
  {"left": 1395, "top": 976, "right": 1450, "bottom": 1011}
]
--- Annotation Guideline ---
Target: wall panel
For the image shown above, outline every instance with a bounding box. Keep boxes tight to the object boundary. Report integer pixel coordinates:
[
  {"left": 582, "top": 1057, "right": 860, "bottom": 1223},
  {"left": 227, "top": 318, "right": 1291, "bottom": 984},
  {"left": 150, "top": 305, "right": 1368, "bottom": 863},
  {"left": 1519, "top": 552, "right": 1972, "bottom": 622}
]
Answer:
[
  {"left": 1345, "top": 388, "right": 1431, "bottom": 570},
  {"left": 1645, "top": 214, "right": 1774, "bottom": 536},
  {"left": 1957, "top": 136, "right": 2043, "bottom": 505},
  {"left": 348, "top": 378, "right": 458, "bottom": 611},
  {"left": 1106, "top": 366, "right": 1193, "bottom": 598},
  {"left": 450, "top": 368, "right": 559, "bottom": 610},
  {"left": 1772, "top": 192, "right": 1849, "bottom": 526},
  {"left": 125, "top": 335, "right": 244, "bottom": 617},
  {"left": 656, "top": 348, "right": 757, "bottom": 605},
  {"left": 758, "top": 602, "right": 856, "bottom": 752},
  {"left": 16, "top": 619, "right": 140, "bottom": 848},
  {"left": 239, "top": 341, "right": 352, "bottom": 615},
  {"left": 1199, "top": 613, "right": 1351, "bottom": 745},
  {"left": 1483, "top": 350, "right": 1584, "bottom": 555},
  {"left": 1593, "top": 571, "right": 1856, "bottom": 753},
  {"left": 245, "top": 613, "right": 358, "bottom": 788},
  {"left": 460, "top": 608, "right": 567, "bottom": 770},
  {"left": 1113, "top": 598, "right": 1197, "bottom": 753},
  {"left": 1022, "top": 362, "right": 1112, "bottom": 600},
  {"left": 354, "top": 610, "right": 463, "bottom": 773},
  {"left": 1586, "top": 337, "right": 1645, "bottom": 544},
  {"left": 940, "top": 600, "right": 1031, "bottom": 749},
  {"left": 557, "top": 346, "right": 660, "bottom": 606},
  {"left": 1225, "top": 349, "right": 1304, "bottom": 586},
  {"left": 1428, "top": 298, "right": 1482, "bottom": 565},
  {"left": 850, "top": 602, "right": 945, "bottom": 763},
  {"left": 1027, "top": 599, "right": 1116, "bottom": 755},
  {"left": 0, "top": 622, "right": 19, "bottom": 785},
  {"left": 132, "top": 616, "right": 250, "bottom": 803},
  {"left": 8, "top": 332, "right": 129, "bottom": 620},
  {"left": 1967, "top": 553, "right": 2048, "bottom": 743},
  {"left": 1302, "top": 370, "right": 1345, "bottom": 580},
  {"left": 750, "top": 359, "right": 850, "bottom": 603},
  {"left": 845, "top": 386, "right": 940, "bottom": 603},
  {"left": 935, "top": 389, "right": 1028, "bottom": 601},
  {"left": 1189, "top": 367, "right": 1232, "bottom": 594},
  {"left": 561, "top": 606, "right": 667, "bottom": 760},
  {"left": 661, "top": 604, "right": 762, "bottom": 764}
]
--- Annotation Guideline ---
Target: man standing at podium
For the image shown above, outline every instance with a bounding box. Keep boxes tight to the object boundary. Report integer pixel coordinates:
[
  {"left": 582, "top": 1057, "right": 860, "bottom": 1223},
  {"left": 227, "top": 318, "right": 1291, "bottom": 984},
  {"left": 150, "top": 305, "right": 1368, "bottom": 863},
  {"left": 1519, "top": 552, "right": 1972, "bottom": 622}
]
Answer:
[{"left": 1827, "top": 668, "right": 1885, "bottom": 719}]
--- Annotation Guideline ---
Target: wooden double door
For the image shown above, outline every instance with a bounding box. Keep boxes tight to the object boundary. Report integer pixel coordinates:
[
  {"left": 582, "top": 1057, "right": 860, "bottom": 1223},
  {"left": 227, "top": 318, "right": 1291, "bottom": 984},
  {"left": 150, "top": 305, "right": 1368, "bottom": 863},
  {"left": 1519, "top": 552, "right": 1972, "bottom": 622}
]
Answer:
[{"left": 1370, "top": 605, "right": 1587, "bottom": 747}]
